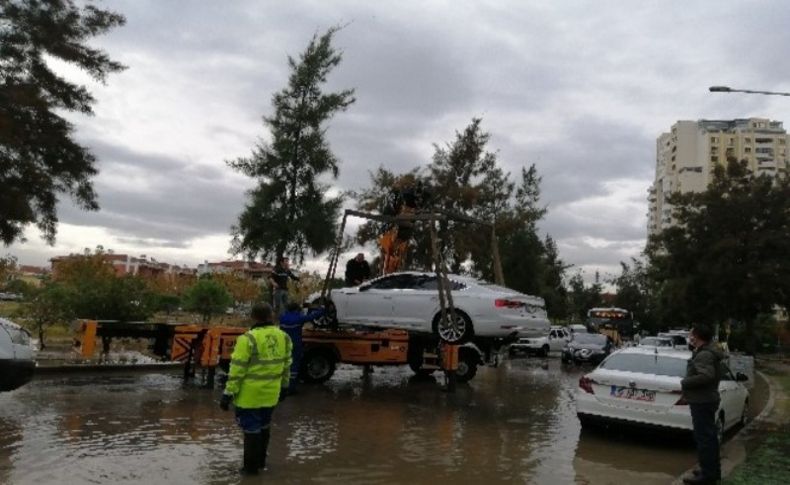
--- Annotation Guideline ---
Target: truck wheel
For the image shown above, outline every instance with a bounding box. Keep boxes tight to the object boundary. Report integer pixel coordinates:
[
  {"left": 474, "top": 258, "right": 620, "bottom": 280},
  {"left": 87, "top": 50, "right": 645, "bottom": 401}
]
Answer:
[
  {"left": 300, "top": 349, "right": 336, "bottom": 384},
  {"left": 456, "top": 349, "right": 479, "bottom": 383},
  {"left": 433, "top": 310, "right": 474, "bottom": 344}
]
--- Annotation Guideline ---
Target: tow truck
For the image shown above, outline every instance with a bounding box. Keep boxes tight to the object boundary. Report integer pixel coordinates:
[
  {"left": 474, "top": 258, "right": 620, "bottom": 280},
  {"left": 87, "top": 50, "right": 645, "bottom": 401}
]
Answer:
[{"left": 72, "top": 201, "right": 519, "bottom": 389}]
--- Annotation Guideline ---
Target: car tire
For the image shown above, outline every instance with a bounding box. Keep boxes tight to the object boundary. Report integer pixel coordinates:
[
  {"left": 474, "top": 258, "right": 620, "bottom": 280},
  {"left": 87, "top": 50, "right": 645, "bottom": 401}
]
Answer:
[
  {"left": 740, "top": 399, "right": 749, "bottom": 427},
  {"left": 300, "top": 349, "right": 336, "bottom": 384},
  {"left": 432, "top": 310, "right": 474, "bottom": 344},
  {"left": 310, "top": 298, "right": 338, "bottom": 328}
]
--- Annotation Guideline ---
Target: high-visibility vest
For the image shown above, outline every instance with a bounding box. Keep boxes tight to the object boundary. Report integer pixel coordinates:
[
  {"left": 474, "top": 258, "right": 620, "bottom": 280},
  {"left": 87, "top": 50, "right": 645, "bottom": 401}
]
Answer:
[{"left": 224, "top": 324, "right": 292, "bottom": 408}]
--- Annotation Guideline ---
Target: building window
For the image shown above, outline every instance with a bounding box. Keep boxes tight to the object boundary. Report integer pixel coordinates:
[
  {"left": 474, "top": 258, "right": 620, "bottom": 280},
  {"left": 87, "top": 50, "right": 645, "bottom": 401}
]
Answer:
[
  {"left": 711, "top": 156, "right": 719, "bottom": 163},
  {"left": 745, "top": 147, "right": 752, "bottom": 153},
  {"left": 711, "top": 136, "right": 719, "bottom": 143},
  {"left": 711, "top": 146, "right": 719, "bottom": 154},
  {"left": 745, "top": 137, "right": 751, "bottom": 143}
]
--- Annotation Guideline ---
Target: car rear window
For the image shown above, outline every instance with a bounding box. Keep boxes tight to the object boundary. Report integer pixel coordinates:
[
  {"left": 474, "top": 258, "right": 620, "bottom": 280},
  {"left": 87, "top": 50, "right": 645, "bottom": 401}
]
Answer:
[
  {"left": 600, "top": 353, "right": 687, "bottom": 377},
  {"left": 573, "top": 334, "right": 606, "bottom": 344}
]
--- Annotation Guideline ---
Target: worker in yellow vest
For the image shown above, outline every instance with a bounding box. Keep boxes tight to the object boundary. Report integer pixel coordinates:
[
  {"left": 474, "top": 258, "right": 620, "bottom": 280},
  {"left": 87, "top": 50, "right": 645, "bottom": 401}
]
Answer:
[{"left": 220, "top": 303, "right": 292, "bottom": 475}]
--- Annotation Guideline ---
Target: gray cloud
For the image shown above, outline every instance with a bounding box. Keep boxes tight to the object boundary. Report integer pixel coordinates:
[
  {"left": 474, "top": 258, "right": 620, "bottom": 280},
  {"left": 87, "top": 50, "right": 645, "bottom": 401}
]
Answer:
[{"left": 8, "top": 0, "right": 790, "bottom": 280}]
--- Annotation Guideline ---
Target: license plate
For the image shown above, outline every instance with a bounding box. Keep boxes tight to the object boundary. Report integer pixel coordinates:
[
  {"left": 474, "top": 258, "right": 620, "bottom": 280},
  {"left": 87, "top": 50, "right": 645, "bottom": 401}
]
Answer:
[{"left": 610, "top": 385, "right": 656, "bottom": 402}]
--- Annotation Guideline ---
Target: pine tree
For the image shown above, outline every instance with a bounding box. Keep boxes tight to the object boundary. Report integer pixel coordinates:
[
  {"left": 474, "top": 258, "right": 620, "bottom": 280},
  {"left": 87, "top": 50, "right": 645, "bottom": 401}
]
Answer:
[
  {"left": 228, "top": 27, "right": 355, "bottom": 263},
  {"left": 0, "top": 0, "right": 126, "bottom": 245}
]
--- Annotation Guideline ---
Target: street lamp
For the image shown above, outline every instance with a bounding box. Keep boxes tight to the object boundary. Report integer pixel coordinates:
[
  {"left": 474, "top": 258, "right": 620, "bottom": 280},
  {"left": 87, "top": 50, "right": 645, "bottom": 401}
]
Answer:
[{"left": 709, "top": 85, "right": 790, "bottom": 97}]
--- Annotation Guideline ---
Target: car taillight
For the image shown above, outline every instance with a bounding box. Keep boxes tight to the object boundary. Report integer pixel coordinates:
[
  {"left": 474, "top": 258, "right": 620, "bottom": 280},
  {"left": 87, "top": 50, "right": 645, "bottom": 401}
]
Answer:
[
  {"left": 579, "top": 376, "right": 595, "bottom": 394},
  {"left": 672, "top": 390, "right": 688, "bottom": 405},
  {"left": 495, "top": 299, "right": 523, "bottom": 309}
]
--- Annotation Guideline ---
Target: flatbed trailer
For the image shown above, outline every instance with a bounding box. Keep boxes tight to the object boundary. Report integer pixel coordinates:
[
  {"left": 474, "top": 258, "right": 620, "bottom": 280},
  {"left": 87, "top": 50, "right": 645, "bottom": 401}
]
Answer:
[{"left": 71, "top": 320, "right": 500, "bottom": 387}]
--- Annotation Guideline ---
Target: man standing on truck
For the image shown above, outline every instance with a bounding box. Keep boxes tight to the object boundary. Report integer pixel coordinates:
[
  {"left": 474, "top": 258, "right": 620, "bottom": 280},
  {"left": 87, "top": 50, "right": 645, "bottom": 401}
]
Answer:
[
  {"left": 681, "top": 325, "right": 724, "bottom": 485},
  {"left": 279, "top": 302, "right": 325, "bottom": 395},
  {"left": 219, "top": 303, "right": 292, "bottom": 475},
  {"left": 344, "top": 253, "right": 371, "bottom": 286},
  {"left": 270, "top": 257, "right": 299, "bottom": 316}
]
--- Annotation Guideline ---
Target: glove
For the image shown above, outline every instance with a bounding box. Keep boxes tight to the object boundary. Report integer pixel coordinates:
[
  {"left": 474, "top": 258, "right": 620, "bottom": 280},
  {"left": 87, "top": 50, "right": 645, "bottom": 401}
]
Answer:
[{"left": 219, "top": 393, "right": 232, "bottom": 411}]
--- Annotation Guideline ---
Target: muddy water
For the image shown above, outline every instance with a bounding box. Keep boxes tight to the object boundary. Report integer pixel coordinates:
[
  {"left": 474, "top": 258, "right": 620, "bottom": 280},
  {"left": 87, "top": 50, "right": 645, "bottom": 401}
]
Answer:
[{"left": 0, "top": 359, "right": 727, "bottom": 485}]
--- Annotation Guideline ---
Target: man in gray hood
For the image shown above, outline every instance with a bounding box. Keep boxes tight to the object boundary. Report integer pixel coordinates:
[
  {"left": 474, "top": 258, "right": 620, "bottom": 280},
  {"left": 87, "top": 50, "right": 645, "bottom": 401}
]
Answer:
[{"left": 681, "top": 325, "right": 724, "bottom": 485}]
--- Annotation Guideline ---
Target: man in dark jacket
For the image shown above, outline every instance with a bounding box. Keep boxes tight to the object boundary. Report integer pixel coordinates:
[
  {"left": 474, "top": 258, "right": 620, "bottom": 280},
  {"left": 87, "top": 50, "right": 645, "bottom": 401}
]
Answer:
[
  {"left": 345, "top": 253, "right": 371, "bottom": 286},
  {"left": 279, "top": 302, "right": 324, "bottom": 394},
  {"left": 270, "top": 257, "right": 299, "bottom": 316},
  {"left": 681, "top": 325, "right": 724, "bottom": 485}
]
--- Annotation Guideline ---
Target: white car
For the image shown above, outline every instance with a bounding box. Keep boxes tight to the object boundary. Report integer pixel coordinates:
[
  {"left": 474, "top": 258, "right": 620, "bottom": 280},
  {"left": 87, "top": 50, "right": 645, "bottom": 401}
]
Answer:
[
  {"left": 1, "top": 318, "right": 36, "bottom": 392},
  {"left": 510, "top": 326, "right": 571, "bottom": 356},
  {"left": 637, "top": 336, "right": 674, "bottom": 348},
  {"left": 576, "top": 347, "right": 749, "bottom": 440},
  {"left": 312, "top": 271, "right": 550, "bottom": 343}
]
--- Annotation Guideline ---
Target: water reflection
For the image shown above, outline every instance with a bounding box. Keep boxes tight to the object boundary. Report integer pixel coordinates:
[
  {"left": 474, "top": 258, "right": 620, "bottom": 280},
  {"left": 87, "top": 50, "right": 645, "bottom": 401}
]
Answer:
[{"left": 0, "top": 360, "right": 702, "bottom": 484}]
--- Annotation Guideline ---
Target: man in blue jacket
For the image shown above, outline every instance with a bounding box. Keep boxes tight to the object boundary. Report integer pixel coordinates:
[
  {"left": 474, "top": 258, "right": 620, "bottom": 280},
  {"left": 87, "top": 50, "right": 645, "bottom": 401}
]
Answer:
[{"left": 279, "top": 302, "right": 325, "bottom": 394}]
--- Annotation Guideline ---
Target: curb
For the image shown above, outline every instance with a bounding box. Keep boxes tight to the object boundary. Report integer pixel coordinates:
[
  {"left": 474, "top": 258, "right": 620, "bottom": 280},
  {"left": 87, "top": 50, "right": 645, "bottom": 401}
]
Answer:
[
  {"left": 33, "top": 362, "right": 184, "bottom": 376},
  {"left": 673, "top": 369, "right": 776, "bottom": 484}
]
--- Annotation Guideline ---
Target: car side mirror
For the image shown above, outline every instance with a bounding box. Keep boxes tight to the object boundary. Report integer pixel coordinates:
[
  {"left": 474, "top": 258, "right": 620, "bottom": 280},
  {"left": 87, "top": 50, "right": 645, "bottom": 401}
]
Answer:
[{"left": 735, "top": 372, "right": 749, "bottom": 382}]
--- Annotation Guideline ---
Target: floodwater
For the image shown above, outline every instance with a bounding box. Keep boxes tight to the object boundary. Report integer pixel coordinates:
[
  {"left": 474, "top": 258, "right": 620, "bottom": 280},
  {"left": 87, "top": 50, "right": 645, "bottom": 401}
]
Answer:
[{"left": 0, "top": 358, "right": 760, "bottom": 485}]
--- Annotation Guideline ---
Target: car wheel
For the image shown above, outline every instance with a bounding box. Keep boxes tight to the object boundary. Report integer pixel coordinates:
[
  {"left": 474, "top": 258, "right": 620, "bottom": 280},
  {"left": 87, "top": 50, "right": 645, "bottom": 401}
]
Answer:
[
  {"left": 300, "top": 349, "right": 336, "bottom": 384},
  {"left": 740, "top": 399, "right": 749, "bottom": 426},
  {"left": 433, "top": 310, "right": 474, "bottom": 344},
  {"left": 310, "top": 298, "right": 338, "bottom": 328},
  {"left": 539, "top": 345, "right": 549, "bottom": 358}
]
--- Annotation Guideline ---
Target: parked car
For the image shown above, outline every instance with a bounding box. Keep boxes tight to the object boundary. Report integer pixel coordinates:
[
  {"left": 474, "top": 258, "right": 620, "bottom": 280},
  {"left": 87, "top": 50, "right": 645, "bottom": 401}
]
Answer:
[
  {"left": 510, "top": 326, "right": 571, "bottom": 357},
  {"left": 569, "top": 324, "right": 588, "bottom": 334},
  {"left": 561, "top": 333, "right": 614, "bottom": 364},
  {"left": 658, "top": 332, "right": 691, "bottom": 350},
  {"left": 309, "top": 271, "right": 550, "bottom": 343},
  {"left": 0, "top": 318, "right": 35, "bottom": 392},
  {"left": 0, "top": 292, "right": 22, "bottom": 301},
  {"left": 638, "top": 336, "right": 674, "bottom": 348},
  {"left": 576, "top": 347, "right": 750, "bottom": 441}
]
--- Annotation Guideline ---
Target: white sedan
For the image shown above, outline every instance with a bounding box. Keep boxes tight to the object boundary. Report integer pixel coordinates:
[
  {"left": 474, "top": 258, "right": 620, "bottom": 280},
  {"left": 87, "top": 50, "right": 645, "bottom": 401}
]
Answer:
[
  {"left": 312, "top": 271, "right": 550, "bottom": 343},
  {"left": 576, "top": 347, "right": 750, "bottom": 440}
]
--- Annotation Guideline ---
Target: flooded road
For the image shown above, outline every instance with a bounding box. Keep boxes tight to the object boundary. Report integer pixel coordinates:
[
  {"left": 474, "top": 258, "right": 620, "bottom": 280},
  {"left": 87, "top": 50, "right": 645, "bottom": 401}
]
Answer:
[{"left": 0, "top": 359, "right": 739, "bottom": 484}]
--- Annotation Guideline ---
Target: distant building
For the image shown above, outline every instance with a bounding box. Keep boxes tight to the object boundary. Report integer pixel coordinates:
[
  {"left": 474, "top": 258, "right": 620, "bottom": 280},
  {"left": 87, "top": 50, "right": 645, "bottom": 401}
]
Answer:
[
  {"left": 648, "top": 118, "right": 789, "bottom": 237},
  {"left": 51, "top": 253, "right": 195, "bottom": 279},
  {"left": 197, "top": 260, "right": 272, "bottom": 280}
]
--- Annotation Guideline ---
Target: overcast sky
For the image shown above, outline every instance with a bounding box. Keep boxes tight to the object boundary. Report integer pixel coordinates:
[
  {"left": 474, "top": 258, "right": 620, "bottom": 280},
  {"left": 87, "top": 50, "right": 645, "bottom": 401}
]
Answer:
[{"left": 7, "top": 0, "right": 790, "bottom": 282}]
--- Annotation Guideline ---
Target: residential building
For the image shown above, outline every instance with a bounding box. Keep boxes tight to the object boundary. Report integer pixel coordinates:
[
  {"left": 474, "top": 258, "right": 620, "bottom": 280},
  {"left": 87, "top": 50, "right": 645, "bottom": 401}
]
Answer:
[
  {"left": 196, "top": 260, "right": 272, "bottom": 280},
  {"left": 51, "top": 253, "right": 195, "bottom": 279},
  {"left": 648, "top": 118, "right": 789, "bottom": 237}
]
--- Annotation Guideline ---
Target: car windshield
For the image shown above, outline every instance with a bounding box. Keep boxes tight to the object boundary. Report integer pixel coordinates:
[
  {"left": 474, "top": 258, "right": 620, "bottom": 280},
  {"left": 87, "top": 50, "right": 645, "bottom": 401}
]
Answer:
[
  {"left": 600, "top": 353, "right": 688, "bottom": 377},
  {"left": 572, "top": 334, "right": 606, "bottom": 344}
]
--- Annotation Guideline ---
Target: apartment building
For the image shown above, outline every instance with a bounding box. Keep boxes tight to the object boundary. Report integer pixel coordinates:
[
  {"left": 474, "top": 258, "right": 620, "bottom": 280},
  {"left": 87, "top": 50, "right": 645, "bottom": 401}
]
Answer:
[
  {"left": 51, "top": 253, "right": 196, "bottom": 279},
  {"left": 196, "top": 260, "right": 272, "bottom": 280},
  {"left": 647, "top": 118, "right": 789, "bottom": 237}
]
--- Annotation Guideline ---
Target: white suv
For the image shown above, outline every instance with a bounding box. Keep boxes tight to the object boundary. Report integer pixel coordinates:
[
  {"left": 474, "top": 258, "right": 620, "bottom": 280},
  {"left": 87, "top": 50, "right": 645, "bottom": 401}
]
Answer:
[{"left": 510, "top": 326, "right": 571, "bottom": 357}]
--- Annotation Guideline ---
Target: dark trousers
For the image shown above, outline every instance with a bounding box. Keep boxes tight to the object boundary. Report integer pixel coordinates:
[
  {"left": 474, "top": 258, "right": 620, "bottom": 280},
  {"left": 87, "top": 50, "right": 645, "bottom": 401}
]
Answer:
[{"left": 689, "top": 402, "right": 721, "bottom": 480}]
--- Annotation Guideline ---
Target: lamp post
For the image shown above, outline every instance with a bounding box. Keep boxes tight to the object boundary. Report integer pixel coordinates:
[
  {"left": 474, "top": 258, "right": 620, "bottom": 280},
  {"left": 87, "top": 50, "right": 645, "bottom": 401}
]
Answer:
[{"left": 709, "top": 85, "right": 790, "bottom": 97}]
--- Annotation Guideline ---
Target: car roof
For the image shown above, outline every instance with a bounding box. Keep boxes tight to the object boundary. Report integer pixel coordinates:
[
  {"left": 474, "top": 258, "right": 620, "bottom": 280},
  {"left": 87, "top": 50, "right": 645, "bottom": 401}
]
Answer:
[{"left": 615, "top": 346, "right": 692, "bottom": 359}]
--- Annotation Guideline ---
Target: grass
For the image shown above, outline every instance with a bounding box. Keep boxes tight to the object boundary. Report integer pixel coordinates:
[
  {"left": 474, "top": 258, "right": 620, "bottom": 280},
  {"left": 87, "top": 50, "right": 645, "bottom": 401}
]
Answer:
[
  {"left": 723, "top": 363, "right": 790, "bottom": 485},
  {"left": 723, "top": 427, "right": 790, "bottom": 485}
]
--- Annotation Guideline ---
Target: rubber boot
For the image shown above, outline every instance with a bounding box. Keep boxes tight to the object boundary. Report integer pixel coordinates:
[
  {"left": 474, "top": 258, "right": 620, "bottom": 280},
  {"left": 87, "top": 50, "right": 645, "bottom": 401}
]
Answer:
[
  {"left": 241, "top": 433, "right": 260, "bottom": 475},
  {"left": 259, "top": 427, "right": 271, "bottom": 470}
]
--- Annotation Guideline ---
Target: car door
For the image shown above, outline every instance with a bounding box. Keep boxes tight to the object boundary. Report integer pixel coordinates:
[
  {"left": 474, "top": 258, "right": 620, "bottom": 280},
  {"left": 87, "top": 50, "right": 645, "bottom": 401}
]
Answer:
[
  {"left": 718, "top": 363, "right": 741, "bottom": 428},
  {"left": 343, "top": 275, "right": 401, "bottom": 326},
  {"left": 387, "top": 274, "right": 433, "bottom": 330}
]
